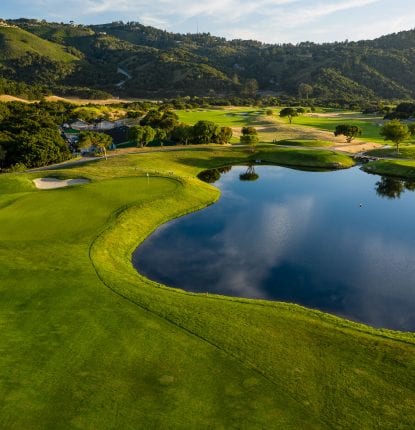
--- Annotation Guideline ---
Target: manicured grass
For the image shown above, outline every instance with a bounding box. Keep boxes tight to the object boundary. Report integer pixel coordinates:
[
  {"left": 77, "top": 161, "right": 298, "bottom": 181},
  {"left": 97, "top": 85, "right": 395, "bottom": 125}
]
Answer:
[
  {"left": 256, "top": 147, "right": 355, "bottom": 169},
  {"left": 0, "top": 147, "right": 414, "bottom": 429},
  {"left": 176, "top": 107, "right": 270, "bottom": 127},
  {"left": 363, "top": 159, "right": 415, "bottom": 179},
  {"left": 292, "top": 113, "right": 388, "bottom": 143},
  {"left": 276, "top": 139, "right": 333, "bottom": 147}
]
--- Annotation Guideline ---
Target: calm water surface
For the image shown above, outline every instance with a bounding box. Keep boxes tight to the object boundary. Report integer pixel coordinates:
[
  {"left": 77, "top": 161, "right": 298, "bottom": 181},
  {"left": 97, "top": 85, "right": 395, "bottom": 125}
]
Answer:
[{"left": 133, "top": 166, "right": 415, "bottom": 331}]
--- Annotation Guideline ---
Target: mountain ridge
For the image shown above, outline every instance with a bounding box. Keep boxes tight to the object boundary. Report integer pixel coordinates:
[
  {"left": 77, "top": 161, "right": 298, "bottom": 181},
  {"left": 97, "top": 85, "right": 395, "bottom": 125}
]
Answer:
[{"left": 1, "top": 18, "right": 415, "bottom": 101}]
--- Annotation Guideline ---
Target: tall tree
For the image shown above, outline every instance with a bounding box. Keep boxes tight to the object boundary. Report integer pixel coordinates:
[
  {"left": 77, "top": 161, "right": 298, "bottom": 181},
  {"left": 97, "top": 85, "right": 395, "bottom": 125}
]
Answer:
[
  {"left": 380, "top": 120, "right": 410, "bottom": 154},
  {"left": 129, "top": 125, "right": 155, "bottom": 148},
  {"left": 298, "top": 83, "right": 313, "bottom": 100},
  {"left": 171, "top": 124, "right": 193, "bottom": 145},
  {"left": 240, "top": 127, "right": 259, "bottom": 152}
]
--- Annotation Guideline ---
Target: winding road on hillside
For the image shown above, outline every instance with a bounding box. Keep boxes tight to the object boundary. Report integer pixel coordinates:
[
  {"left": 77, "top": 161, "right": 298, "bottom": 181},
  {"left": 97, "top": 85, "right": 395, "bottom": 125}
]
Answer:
[{"left": 116, "top": 66, "right": 132, "bottom": 88}]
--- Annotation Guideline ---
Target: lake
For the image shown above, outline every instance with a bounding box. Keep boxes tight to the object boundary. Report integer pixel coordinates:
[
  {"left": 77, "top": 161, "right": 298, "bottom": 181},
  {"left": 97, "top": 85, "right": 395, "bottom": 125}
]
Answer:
[{"left": 133, "top": 165, "right": 415, "bottom": 331}]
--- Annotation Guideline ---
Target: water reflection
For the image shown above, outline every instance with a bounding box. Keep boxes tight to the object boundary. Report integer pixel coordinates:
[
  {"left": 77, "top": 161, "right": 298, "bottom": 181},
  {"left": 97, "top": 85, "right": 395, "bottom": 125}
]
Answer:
[
  {"left": 134, "top": 166, "right": 415, "bottom": 331},
  {"left": 239, "top": 165, "right": 259, "bottom": 181},
  {"left": 376, "top": 177, "right": 405, "bottom": 199},
  {"left": 375, "top": 176, "right": 415, "bottom": 199},
  {"left": 198, "top": 166, "right": 231, "bottom": 183}
]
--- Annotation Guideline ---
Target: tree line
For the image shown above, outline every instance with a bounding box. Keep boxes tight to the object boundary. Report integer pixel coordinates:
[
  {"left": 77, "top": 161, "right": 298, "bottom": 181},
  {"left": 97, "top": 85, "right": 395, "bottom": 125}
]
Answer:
[{"left": 129, "top": 110, "right": 233, "bottom": 147}]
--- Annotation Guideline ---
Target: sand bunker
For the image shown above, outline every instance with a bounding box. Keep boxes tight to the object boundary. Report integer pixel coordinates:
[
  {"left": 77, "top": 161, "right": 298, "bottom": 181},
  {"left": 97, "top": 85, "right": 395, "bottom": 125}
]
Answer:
[{"left": 33, "top": 177, "right": 90, "bottom": 190}]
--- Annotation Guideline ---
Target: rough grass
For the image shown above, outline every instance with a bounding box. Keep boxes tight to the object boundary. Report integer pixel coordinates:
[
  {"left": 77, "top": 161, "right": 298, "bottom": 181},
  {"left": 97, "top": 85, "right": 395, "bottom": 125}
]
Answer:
[
  {"left": 366, "top": 144, "right": 415, "bottom": 159},
  {"left": 0, "top": 147, "right": 414, "bottom": 429},
  {"left": 0, "top": 26, "right": 77, "bottom": 63}
]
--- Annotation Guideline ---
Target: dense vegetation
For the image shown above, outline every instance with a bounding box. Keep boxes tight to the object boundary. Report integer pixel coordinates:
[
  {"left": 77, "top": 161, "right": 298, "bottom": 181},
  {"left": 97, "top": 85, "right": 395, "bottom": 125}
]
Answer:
[
  {"left": 2, "top": 18, "right": 415, "bottom": 102},
  {"left": 0, "top": 102, "right": 71, "bottom": 169}
]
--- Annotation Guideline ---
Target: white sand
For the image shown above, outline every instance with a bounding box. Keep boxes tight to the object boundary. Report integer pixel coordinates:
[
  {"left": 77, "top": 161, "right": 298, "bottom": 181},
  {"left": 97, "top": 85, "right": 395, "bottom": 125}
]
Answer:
[{"left": 33, "top": 177, "right": 90, "bottom": 190}]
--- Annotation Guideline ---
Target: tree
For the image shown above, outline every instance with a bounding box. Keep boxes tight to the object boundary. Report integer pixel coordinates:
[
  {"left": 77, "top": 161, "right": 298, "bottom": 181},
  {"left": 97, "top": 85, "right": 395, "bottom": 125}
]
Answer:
[
  {"left": 279, "top": 107, "right": 298, "bottom": 124},
  {"left": 129, "top": 126, "right": 145, "bottom": 147},
  {"left": 217, "top": 127, "right": 233, "bottom": 144},
  {"left": 191, "top": 121, "right": 220, "bottom": 144},
  {"left": 380, "top": 120, "right": 410, "bottom": 154},
  {"left": 240, "top": 127, "right": 259, "bottom": 152},
  {"left": 298, "top": 83, "right": 313, "bottom": 100},
  {"left": 334, "top": 124, "right": 362, "bottom": 143},
  {"left": 171, "top": 124, "right": 193, "bottom": 145},
  {"left": 154, "top": 128, "right": 167, "bottom": 146},
  {"left": 79, "top": 131, "right": 113, "bottom": 159},
  {"left": 140, "top": 110, "right": 163, "bottom": 127},
  {"left": 129, "top": 125, "right": 155, "bottom": 148},
  {"left": 158, "top": 110, "right": 179, "bottom": 131}
]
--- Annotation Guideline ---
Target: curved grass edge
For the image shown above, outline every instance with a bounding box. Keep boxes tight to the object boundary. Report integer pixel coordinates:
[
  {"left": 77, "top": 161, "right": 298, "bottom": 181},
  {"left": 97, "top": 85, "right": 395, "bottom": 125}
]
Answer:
[
  {"left": 90, "top": 173, "right": 415, "bottom": 347},
  {"left": 363, "top": 159, "right": 415, "bottom": 179},
  {"left": 89, "top": 168, "right": 415, "bottom": 426}
]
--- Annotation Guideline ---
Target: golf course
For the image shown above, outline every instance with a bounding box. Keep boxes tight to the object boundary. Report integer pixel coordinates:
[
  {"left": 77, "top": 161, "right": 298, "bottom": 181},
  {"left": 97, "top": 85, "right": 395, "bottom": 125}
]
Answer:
[{"left": 1, "top": 138, "right": 415, "bottom": 429}]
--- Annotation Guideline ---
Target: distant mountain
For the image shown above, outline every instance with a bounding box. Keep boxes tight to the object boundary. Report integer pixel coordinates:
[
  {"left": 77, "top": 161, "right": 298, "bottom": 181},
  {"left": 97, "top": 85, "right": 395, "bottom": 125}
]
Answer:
[{"left": 2, "top": 18, "right": 415, "bottom": 101}]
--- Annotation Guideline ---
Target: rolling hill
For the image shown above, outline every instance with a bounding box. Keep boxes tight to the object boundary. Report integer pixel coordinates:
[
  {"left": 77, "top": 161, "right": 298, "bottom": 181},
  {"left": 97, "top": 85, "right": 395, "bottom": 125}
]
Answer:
[{"left": 1, "top": 18, "right": 415, "bottom": 101}]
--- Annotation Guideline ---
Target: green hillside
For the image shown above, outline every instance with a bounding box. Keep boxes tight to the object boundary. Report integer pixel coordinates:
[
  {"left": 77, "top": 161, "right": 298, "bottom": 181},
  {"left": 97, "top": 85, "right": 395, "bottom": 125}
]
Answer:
[
  {"left": 2, "top": 18, "right": 415, "bottom": 100},
  {"left": 0, "top": 25, "right": 78, "bottom": 63}
]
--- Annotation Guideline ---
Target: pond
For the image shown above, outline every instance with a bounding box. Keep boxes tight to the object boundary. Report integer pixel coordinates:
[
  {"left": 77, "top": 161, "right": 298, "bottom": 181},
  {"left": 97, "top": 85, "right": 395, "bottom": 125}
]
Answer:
[{"left": 133, "top": 165, "right": 415, "bottom": 331}]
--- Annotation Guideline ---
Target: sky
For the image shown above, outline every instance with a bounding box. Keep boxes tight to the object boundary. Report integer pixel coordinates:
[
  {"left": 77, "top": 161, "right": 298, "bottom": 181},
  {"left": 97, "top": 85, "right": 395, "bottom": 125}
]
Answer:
[{"left": 2, "top": 0, "right": 415, "bottom": 44}]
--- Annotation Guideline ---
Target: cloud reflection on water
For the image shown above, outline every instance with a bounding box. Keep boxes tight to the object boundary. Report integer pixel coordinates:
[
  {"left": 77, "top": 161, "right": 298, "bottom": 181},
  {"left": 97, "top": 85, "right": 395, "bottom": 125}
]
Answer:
[{"left": 133, "top": 166, "right": 415, "bottom": 331}]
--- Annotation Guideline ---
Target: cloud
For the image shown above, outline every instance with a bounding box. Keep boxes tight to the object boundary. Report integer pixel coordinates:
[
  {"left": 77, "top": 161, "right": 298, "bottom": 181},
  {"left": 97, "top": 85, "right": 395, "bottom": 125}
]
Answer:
[{"left": 3, "top": 0, "right": 415, "bottom": 43}]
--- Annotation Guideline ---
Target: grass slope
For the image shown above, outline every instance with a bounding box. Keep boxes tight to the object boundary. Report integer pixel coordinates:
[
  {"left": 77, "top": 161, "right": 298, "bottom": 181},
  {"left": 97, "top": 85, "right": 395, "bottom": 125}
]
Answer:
[
  {"left": 0, "top": 147, "right": 414, "bottom": 429},
  {"left": 0, "top": 26, "right": 77, "bottom": 63},
  {"left": 364, "top": 159, "right": 415, "bottom": 179}
]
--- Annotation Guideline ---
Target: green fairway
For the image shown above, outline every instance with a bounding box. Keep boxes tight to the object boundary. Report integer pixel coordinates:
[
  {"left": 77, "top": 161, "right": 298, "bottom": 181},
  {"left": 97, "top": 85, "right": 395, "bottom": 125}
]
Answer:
[
  {"left": 176, "top": 107, "right": 270, "bottom": 127},
  {"left": 1, "top": 147, "right": 414, "bottom": 429},
  {"left": 291, "top": 113, "right": 388, "bottom": 143}
]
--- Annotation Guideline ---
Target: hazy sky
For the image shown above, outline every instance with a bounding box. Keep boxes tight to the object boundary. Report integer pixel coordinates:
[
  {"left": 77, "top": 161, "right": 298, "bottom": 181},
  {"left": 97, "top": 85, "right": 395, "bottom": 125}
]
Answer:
[{"left": 2, "top": 0, "right": 415, "bottom": 43}]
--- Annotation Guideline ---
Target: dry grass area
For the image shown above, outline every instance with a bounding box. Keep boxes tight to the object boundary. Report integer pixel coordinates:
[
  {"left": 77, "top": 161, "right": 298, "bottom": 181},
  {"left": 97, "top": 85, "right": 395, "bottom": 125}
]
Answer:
[
  {"left": 250, "top": 115, "right": 349, "bottom": 145},
  {"left": 333, "top": 142, "right": 382, "bottom": 153},
  {"left": 0, "top": 94, "right": 31, "bottom": 103},
  {"left": 44, "top": 96, "right": 132, "bottom": 105},
  {"left": 0, "top": 94, "right": 134, "bottom": 104}
]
